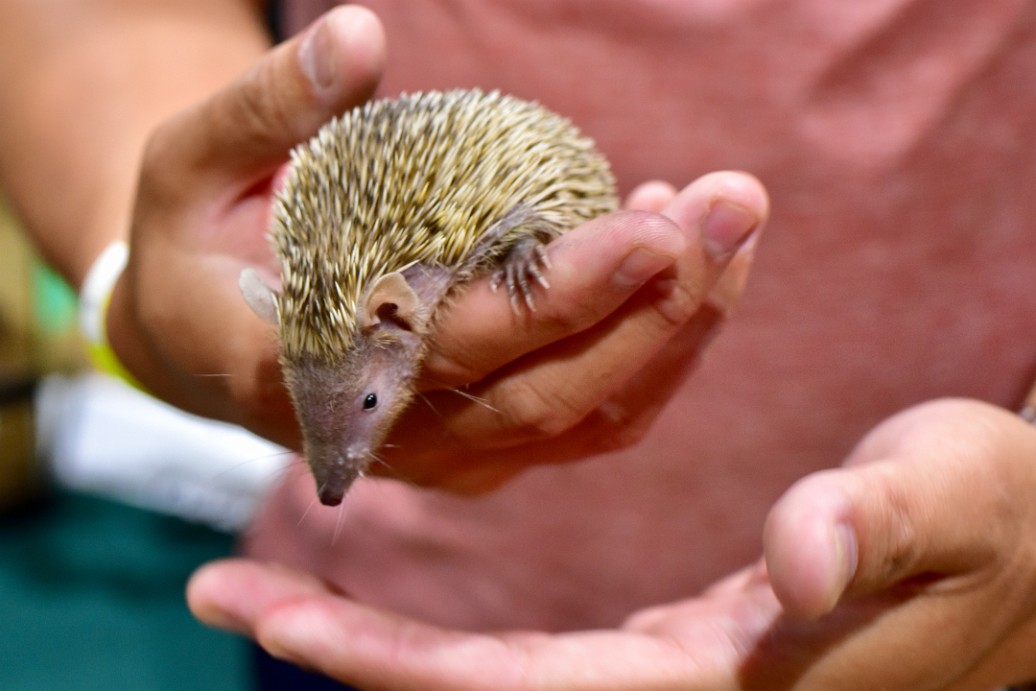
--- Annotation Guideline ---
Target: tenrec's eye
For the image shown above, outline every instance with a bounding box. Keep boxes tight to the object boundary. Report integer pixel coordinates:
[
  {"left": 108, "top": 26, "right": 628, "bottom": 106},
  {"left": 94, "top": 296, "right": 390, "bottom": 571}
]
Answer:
[{"left": 363, "top": 393, "right": 378, "bottom": 410}]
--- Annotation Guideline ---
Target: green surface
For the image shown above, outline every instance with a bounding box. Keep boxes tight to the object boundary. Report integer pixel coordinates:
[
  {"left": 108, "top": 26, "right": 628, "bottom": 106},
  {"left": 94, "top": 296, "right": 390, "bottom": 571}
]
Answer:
[
  {"left": 32, "top": 264, "right": 77, "bottom": 337},
  {"left": 0, "top": 490, "right": 250, "bottom": 690}
]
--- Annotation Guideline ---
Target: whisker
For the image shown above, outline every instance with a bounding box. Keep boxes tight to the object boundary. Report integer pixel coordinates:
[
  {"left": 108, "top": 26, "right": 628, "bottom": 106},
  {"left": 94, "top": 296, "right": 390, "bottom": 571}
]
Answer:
[
  {"left": 414, "top": 390, "right": 440, "bottom": 416},
  {"left": 448, "top": 387, "right": 500, "bottom": 413},
  {"left": 417, "top": 377, "right": 500, "bottom": 414},
  {"left": 208, "top": 448, "right": 297, "bottom": 481},
  {"left": 332, "top": 497, "right": 348, "bottom": 545},
  {"left": 297, "top": 491, "right": 321, "bottom": 529},
  {"left": 366, "top": 450, "right": 394, "bottom": 474},
  {"left": 189, "top": 371, "right": 278, "bottom": 384},
  {"left": 247, "top": 462, "right": 297, "bottom": 489}
]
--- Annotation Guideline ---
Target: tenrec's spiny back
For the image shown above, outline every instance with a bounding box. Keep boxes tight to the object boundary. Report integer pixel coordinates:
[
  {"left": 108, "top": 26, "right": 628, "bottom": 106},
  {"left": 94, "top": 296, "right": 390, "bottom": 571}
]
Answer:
[{"left": 271, "top": 89, "right": 617, "bottom": 359}]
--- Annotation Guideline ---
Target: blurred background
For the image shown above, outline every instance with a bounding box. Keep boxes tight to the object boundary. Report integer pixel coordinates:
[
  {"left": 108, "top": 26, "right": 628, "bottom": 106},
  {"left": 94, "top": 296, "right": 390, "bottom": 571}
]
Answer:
[{"left": 0, "top": 197, "right": 289, "bottom": 689}]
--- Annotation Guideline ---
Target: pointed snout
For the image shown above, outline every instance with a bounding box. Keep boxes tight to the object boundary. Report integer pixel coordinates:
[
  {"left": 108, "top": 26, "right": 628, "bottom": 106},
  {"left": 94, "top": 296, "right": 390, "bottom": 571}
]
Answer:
[{"left": 310, "top": 446, "right": 371, "bottom": 506}]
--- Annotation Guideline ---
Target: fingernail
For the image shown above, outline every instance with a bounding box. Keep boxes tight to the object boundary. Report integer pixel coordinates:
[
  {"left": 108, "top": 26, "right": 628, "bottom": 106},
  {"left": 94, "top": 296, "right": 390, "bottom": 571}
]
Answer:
[
  {"left": 613, "top": 248, "right": 674, "bottom": 288},
  {"left": 199, "top": 606, "right": 251, "bottom": 636},
  {"left": 702, "top": 201, "right": 758, "bottom": 259},
  {"left": 264, "top": 639, "right": 307, "bottom": 669},
  {"left": 832, "top": 521, "right": 859, "bottom": 598},
  {"left": 299, "top": 16, "right": 335, "bottom": 90}
]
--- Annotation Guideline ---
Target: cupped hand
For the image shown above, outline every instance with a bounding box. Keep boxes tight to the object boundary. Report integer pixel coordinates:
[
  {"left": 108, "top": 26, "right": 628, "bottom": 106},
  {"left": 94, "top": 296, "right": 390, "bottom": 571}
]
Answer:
[
  {"left": 380, "top": 171, "right": 767, "bottom": 492},
  {"left": 189, "top": 399, "right": 1036, "bottom": 689},
  {"left": 102, "top": 3, "right": 766, "bottom": 492}
]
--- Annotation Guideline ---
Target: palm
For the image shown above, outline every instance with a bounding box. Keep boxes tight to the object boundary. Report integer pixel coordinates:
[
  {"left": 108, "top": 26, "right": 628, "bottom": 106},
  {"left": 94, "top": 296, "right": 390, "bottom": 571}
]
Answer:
[{"left": 190, "top": 401, "right": 1036, "bottom": 690}]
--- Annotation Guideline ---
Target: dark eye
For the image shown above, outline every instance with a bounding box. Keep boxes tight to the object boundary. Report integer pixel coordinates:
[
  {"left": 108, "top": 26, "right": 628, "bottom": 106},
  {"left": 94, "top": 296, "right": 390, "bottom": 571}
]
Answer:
[{"left": 362, "top": 393, "right": 378, "bottom": 410}]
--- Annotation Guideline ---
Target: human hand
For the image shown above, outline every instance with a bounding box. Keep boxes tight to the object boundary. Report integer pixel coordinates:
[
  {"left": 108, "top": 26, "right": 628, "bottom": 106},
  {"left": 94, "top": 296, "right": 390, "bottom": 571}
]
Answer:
[
  {"left": 375, "top": 171, "right": 767, "bottom": 493},
  {"left": 107, "top": 6, "right": 387, "bottom": 445},
  {"left": 188, "top": 399, "right": 1036, "bottom": 689},
  {"left": 107, "top": 0, "right": 768, "bottom": 486}
]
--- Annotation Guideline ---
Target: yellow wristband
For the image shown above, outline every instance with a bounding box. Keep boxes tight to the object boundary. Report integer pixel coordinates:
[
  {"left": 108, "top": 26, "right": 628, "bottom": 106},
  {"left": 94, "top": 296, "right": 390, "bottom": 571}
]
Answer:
[{"left": 78, "top": 241, "right": 148, "bottom": 393}]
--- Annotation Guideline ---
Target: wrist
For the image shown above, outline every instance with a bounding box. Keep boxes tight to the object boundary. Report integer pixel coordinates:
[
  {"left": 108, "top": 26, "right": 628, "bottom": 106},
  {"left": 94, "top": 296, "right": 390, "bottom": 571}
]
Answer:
[{"left": 103, "top": 252, "right": 187, "bottom": 410}]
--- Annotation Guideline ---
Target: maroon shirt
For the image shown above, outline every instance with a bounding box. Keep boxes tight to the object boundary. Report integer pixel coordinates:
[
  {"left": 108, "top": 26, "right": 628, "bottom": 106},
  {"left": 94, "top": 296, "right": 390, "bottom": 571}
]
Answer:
[{"left": 247, "top": 0, "right": 1036, "bottom": 631}]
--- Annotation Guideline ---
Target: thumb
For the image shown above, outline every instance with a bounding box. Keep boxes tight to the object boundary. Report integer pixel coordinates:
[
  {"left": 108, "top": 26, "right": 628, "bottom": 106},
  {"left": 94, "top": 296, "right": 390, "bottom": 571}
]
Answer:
[
  {"left": 153, "top": 5, "right": 385, "bottom": 191},
  {"left": 763, "top": 399, "right": 1036, "bottom": 620}
]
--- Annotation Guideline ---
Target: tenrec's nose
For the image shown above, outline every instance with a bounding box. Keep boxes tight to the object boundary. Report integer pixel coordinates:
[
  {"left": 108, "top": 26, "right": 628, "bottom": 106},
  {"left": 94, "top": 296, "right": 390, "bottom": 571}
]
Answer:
[
  {"left": 311, "top": 448, "right": 366, "bottom": 506},
  {"left": 318, "top": 484, "right": 345, "bottom": 506}
]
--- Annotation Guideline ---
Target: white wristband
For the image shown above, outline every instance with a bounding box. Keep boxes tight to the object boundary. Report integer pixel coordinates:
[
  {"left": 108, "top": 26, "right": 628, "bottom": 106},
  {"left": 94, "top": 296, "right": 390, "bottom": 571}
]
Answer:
[
  {"left": 79, "top": 241, "right": 128, "bottom": 344},
  {"left": 78, "top": 241, "right": 145, "bottom": 391}
]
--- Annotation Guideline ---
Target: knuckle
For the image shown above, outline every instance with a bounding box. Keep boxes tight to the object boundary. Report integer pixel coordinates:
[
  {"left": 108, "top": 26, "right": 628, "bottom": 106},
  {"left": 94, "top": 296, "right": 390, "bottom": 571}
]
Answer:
[
  {"left": 498, "top": 378, "right": 589, "bottom": 440},
  {"left": 648, "top": 275, "right": 705, "bottom": 331},
  {"left": 866, "top": 470, "right": 921, "bottom": 584},
  {"left": 493, "top": 381, "right": 656, "bottom": 450},
  {"left": 533, "top": 306, "right": 596, "bottom": 340},
  {"left": 137, "top": 120, "right": 187, "bottom": 206},
  {"left": 535, "top": 285, "right": 609, "bottom": 335},
  {"left": 224, "top": 62, "right": 298, "bottom": 152},
  {"left": 234, "top": 67, "right": 287, "bottom": 140}
]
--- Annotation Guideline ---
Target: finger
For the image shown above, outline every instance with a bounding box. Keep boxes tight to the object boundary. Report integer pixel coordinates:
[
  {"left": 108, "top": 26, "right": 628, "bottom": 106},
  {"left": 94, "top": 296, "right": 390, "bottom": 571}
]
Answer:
[
  {"left": 188, "top": 558, "right": 532, "bottom": 689},
  {"left": 263, "top": 607, "right": 737, "bottom": 691},
  {"left": 244, "top": 583, "right": 738, "bottom": 691},
  {"left": 417, "top": 172, "right": 767, "bottom": 447},
  {"left": 187, "top": 558, "right": 332, "bottom": 636},
  {"left": 120, "top": 7, "right": 383, "bottom": 441},
  {"left": 151, "top": 6, "right": 385, "bottom": 192},
  {"left": 624, "top": 180, "right": 678, "bottom": 212},
  {"left": 379, "top": 177, "right": 765, "bottom": 492},
  {"left": 426, "top": 171, "right": 767, "bottom": 386},
  {"left": 764, "top": 399, "right": 1036, "bottom": 620},
  {"left": 421, "top": 210, "right": 687, "bottom": 386}
]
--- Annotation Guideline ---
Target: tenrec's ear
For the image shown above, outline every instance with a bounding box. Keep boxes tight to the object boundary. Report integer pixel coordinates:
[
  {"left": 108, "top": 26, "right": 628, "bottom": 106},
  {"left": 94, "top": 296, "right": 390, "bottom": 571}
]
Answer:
[
  {"left": 239, "top": 268, "right": 280, "bottom": 325},
  {"left": 359, "top": 271, "right": 425, "bottom": 332}
]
